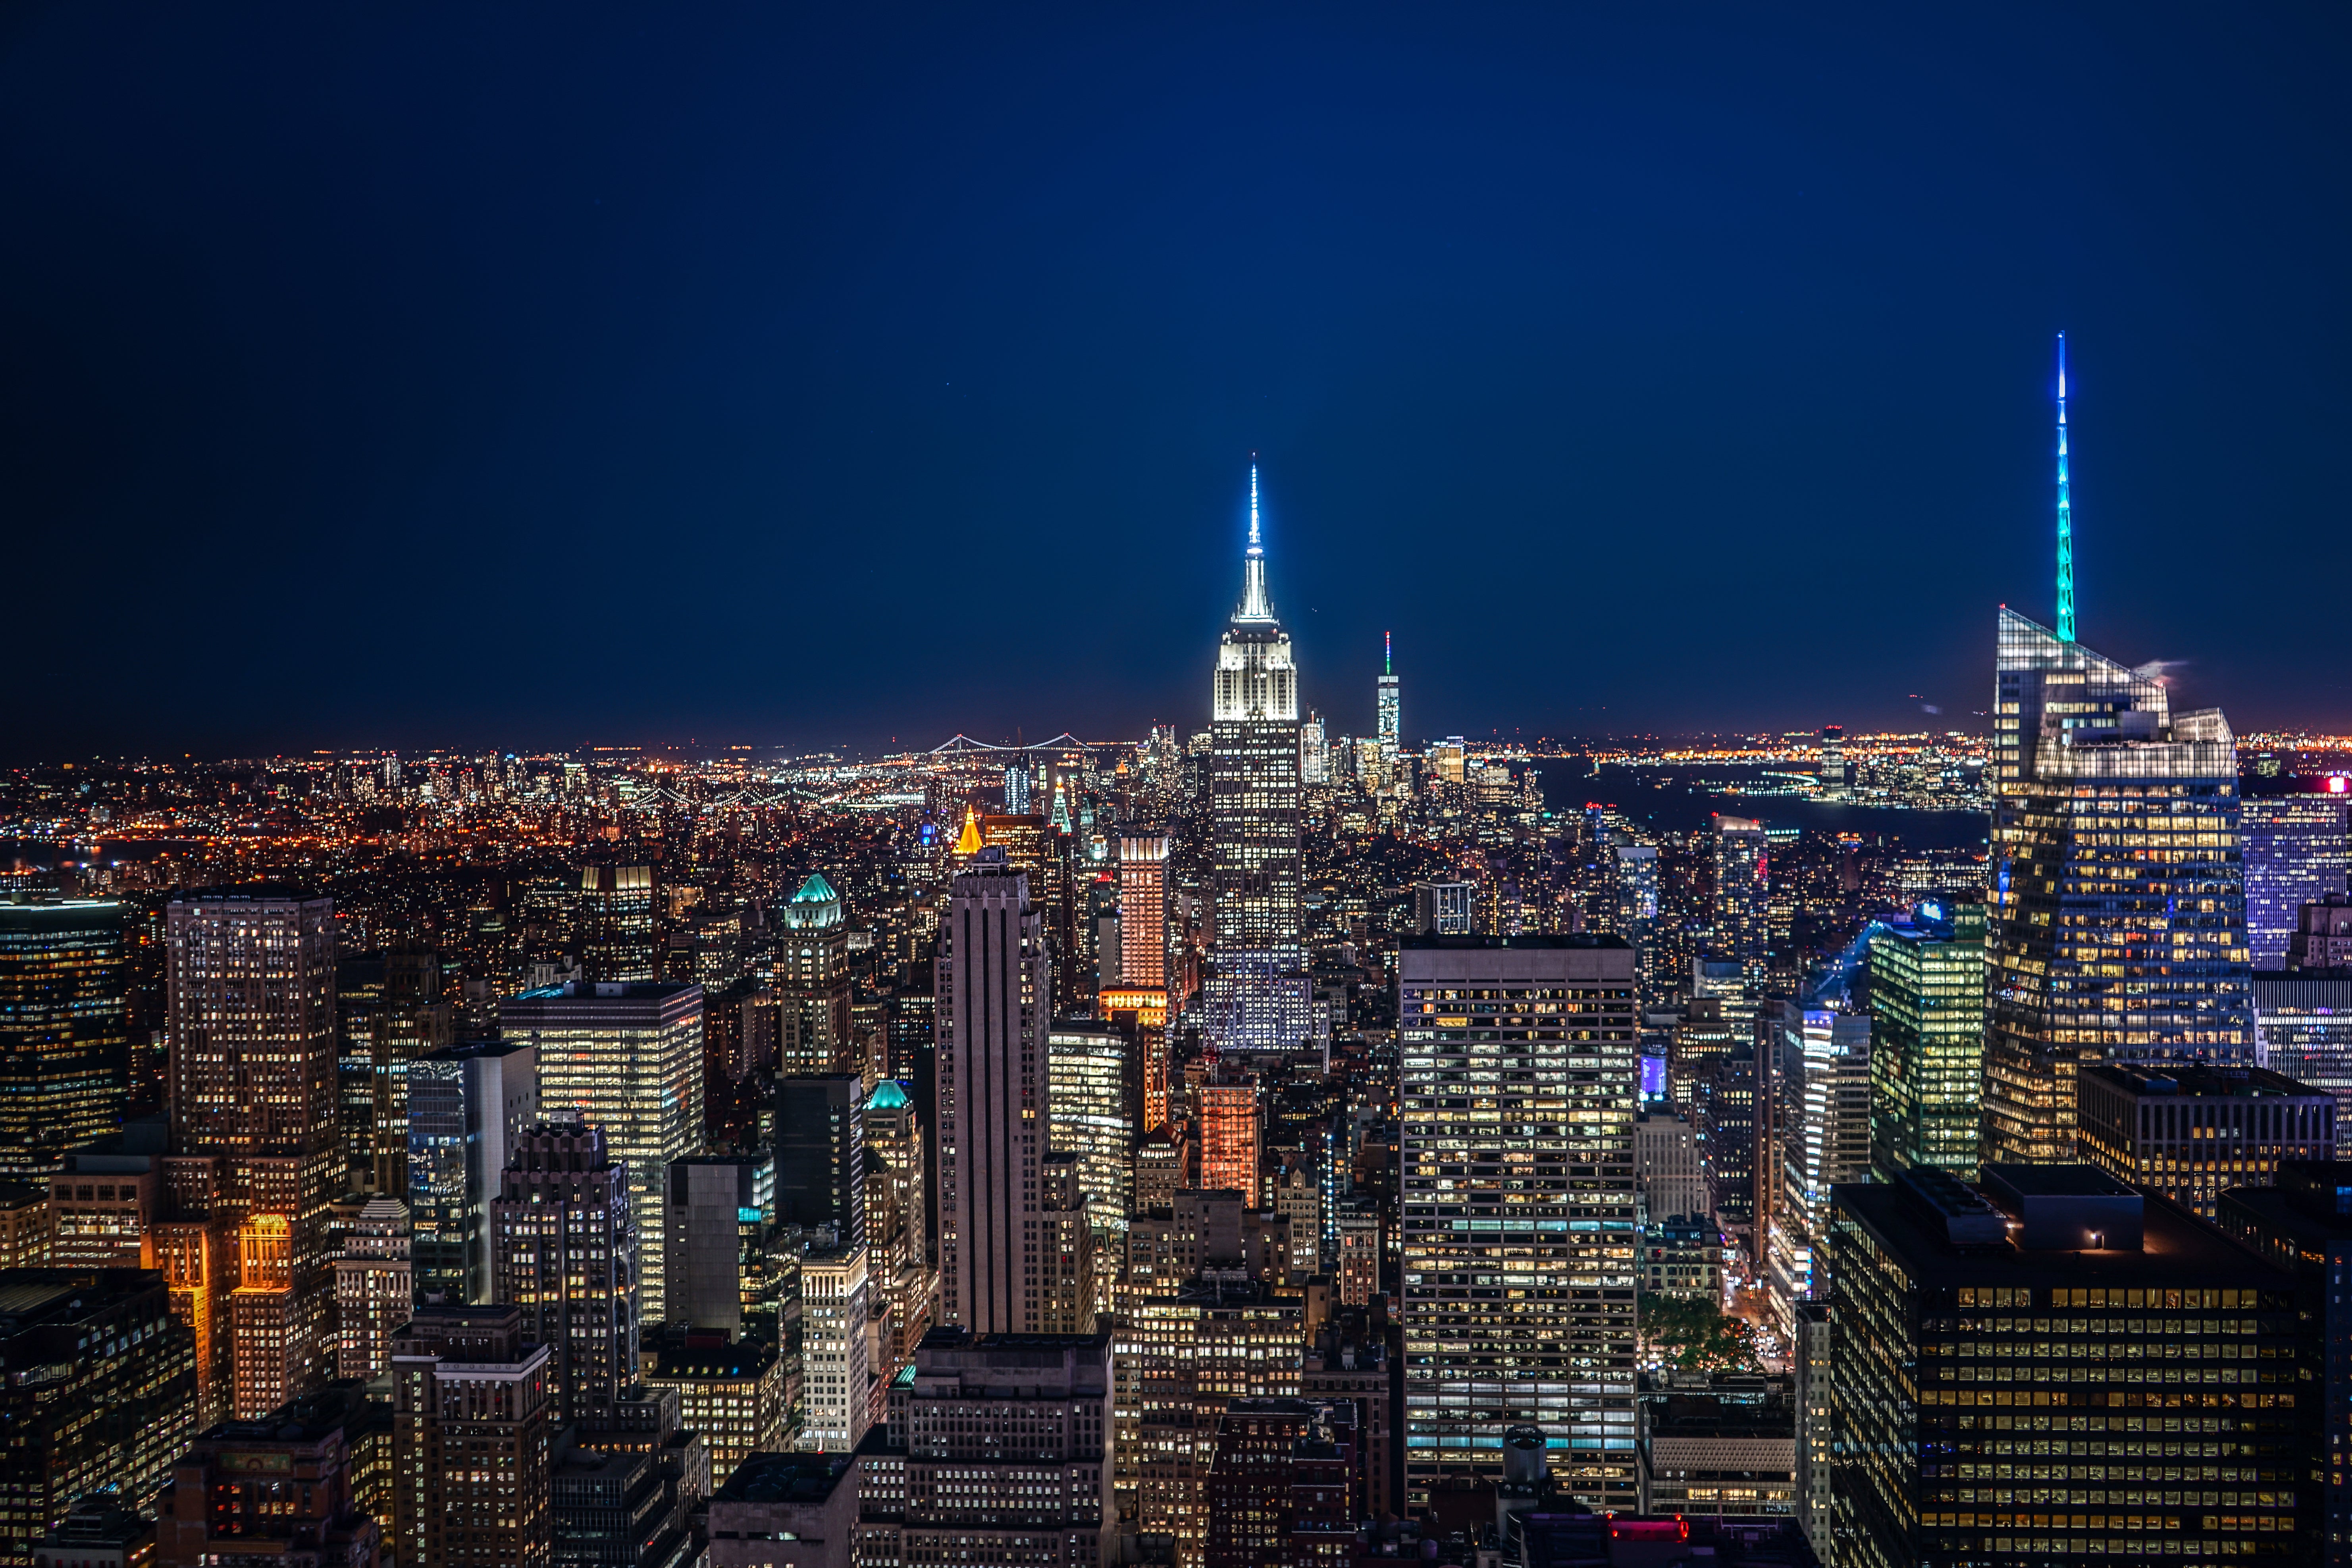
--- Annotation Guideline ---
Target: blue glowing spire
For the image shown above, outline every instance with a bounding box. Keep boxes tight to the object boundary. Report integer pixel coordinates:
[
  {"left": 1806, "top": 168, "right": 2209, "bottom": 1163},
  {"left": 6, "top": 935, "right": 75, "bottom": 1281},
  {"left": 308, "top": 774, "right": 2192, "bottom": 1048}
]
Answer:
[
  {"left": 1384, "top": 629, "right": 1392, "bottom": 676},
  {"left": 2055, "top": 332, "right": 2076, "bottom": 642},
  {"left": 1235, "top": 459, "right": 1274, "bottom": 622}
]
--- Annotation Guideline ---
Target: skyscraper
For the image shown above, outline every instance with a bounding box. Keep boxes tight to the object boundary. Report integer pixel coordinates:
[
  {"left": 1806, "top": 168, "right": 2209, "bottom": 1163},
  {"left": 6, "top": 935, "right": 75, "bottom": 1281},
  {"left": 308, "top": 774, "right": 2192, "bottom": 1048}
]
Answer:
[
  {"left": 1397, "top": 934, "right": 1639, "bottom": 1512},
  {"left": 1766, "top": 1001, "right": 1870, "bottom": 1340},
  {"left": 1611, "top": 847, "right": 1660, "bottom": 1008},
  {"left": 501, "top": 981, "right": 704, "bottom": 1320},
  {"left": 1710, "top": 817, "right": 1769, "bottom": 984},
  {"left": 1867, "top": 900, "right": 1986, "bottom": 1180},
  {"left": 335, "top": 1194, "right": 412, "bottom": 1379},
  {"left": 1197, "top": 1080, "right": 1261, "bottom": 1202},
  {"left": 392, "top": 1305, "right": 556, "bottom": 1568},
  {"left": 1113, "top": 828, "right": 1171, "bottom": 1131},
  {"left": 778, "top": 874, "right": 853, "bottom": 1076},
  {"left": 165, "top": 886, "right": 342, "bottom": 1425},
  {"left": 934, "top": 848, "right": 1053, "bottom": 1334},
  {"left": 1983, "top": 607, "right": 2254, "bottom": 1163},
  {"left": 0, "top": 894, "right": 127, "bottom": 1177},
  {"left": 579, "top": 865, "right": 657, "bottom": 982},
  {"left": 1376, "top": 631, "right": 1400, "bottom": 762},
  {"left": 1817, "top": 726, "right": 1846, "bottom": 800},
  {"left": 2240, "top": 796, "right": 2350, "bottom": 969},
  {"left": 774, "top": 1075, "right": 866, "bottom": 1248},
  {"left": 489, "top": 1119, "right": 640, "bottom": 1422},
  {"left": 1205, "top": 466, "right": 1315, "bottom": 1057},
  {"left": 408, "top": 1039, "right": 538, "bottom": 1304}
]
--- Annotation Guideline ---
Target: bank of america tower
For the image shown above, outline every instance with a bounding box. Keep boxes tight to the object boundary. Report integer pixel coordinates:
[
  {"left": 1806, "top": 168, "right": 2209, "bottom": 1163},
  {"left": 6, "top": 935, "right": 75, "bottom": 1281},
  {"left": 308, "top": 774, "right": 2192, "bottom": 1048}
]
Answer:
[{"left": 1204, "top": 466, "right": 1318, "bottom": 1057}]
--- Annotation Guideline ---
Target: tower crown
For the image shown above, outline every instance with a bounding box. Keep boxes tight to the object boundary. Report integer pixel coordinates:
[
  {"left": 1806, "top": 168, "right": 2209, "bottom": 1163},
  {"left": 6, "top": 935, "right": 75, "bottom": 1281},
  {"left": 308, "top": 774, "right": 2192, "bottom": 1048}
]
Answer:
[{"left": 1234, "top": 464, "right": 1275, "bottom": 624}]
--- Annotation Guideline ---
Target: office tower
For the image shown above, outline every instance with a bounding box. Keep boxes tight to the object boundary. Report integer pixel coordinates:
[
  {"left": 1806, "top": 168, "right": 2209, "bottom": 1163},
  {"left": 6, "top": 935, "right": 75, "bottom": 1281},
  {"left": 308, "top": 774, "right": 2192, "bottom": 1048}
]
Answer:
[
  {"left": 165, "top": 887, "right": 342, "bottom": 1424},
  {"left": 775, "top": 1075, "right": 866, "bottom": 1248},
  {"left": 1830, "top": 1164, "right": 2311, "bottom": 1568},
  {"left": 1793, "top": 1298, "right": 1834, "bottom": 1559},
  {"left": 1633, "top": 1109, "right": 1706, "bottom": 1224},
  {"left": 1048, "top": 1020, "right": 1135, "bottom": 1231},
  {"left": 1202, "top": 1397, "right": 1357, "bottom": 1568},
  {"left": 392, "top": 1305, "right": 556, "bottom": 1568},
  {"left": 2216, "top": 1161, "right": 2352, "bottom": 1566},
  {"left": 502, "top": 981, "right": 704, "bottom": 1320},
  {"left": 1668, "top": 996, "right": 1736, "bottom": 1112},
  {"left": 1269, "top": 1156, "right": 1321, "bottom": 1278},
  {"left": 2240, "top": 797, "right": 2350, "bottom": 969},
  {"left": 1114, "top": 1275, "right": 1303, "bottom": 1560},
  {"left": 369, "top": 951, "right": 455, "bottom": 1197},
  {"left": 1611, "top": 848, "right": 1660, "bottom": 1007},
  {"left": 859, "top": 1329, "right": 1112, "bottom": 1568},
  {"left": 1037, "top": 1154, "right": 1097, "bottom": 1334},
  {"left": 982, "top": 812, "right": 1081, "bottom": 1016},
  {"left": 1206, "top": 466, "right": 1314, "bottom": 1058},
  {"left": 862, "top": 1079, "right": 936, "bottom": 1379},
  {"left": 408, "top": 1039, "right": 538, "bottom": 1304},
  {"left": 778, "top": 875, "right": 853, "bottom": 1076},
  {"left": 1335, "top": 1205, "right": 1379, "bottom": 1307},
  {"left": 1004, "top": 764, "right": 1032, "bottom": 815},
  {"left": 1300, "top": 1314, "right": 1397, "bottom": 1523},
  {"left": 0, "top": 1186, "right": 44, "bottom": 1268},
  {"left": 2253, "top": 967, "right": 2352, "bottom": 1098},
  {"left": 1198, "top": 1080, "right": 1261, "bottom": 1200},
  {"left": 229, "top": 1211, "right": 304, "bottom": 1418},
  {"left": 645, "top": 1338, "right": 785, "bottom": 1487},
  {"left": 490, "top": 1119, "right": 640, "bottom": 1421},
  {"left": 1711, "top": 817, "right": 1769, "bottom": 982},
  {"left": 665, "top": 1156, "right": 766, "bottom": 1335},
  {"left": 580, "top": 865, "right": 657, "bottom": 982},
  {"left": 0, "top": 895, "right": 127, "bottom": 1177},
  {"left": 335, "top": 1195, "right": 411, "bottom": 1379},
  {"left": 155, "top": 1390, "right": 382, "bottom": 1568},
  {"left": 1818, "top": 726, "right": 1846, "bottom": 800},
  {"left": 2287, "top": 893, "right": 2352, "bottom": 970},
  {"left": 1984, "top": 607, "right": 2254, "bottom": 1163},
  {"left": 0, "top": 1268, "right": 196, "bottom": 1554},
  {"left": 797, "top": 1244, "right": 871, "bottom": 1452},
  {"left": 1300, "top": 712, "right": 1330, "bottom": 788},
  {"left": 1867, "top": 900, "right": 1986, "bottom": 1180},
  {"left": 1704, "top": 1041, "right": 1759, "bottom": 1234},
  {"left": 707, "top": 1453, "right": 857, "bottom": 1568},
  {"left": 1410, "top": 882, "right": 1474, "bottom": 937},
  {"left": 1112, "top": 829, "right": 1171, "bottom": 1133},
  {"left": 1397, "top": 934, "right": 1639, "bottom": 1512},
  {"left": 551, "top": 1438, "right": 696, "bottom": 1568},
  {"left": 50, "top": 1130, "right": 161, "bottom": 1267},
  {"left": 2075, "top": 1062, "right": 2334, "bottom": 1219},
  {"left": 1376, "top": 632, "right": 1401, "bottom": 762},
  {"left": 1766, "top": 1003, "right": 1870, "bottom": 1340},
  {"left": 934, "top": 849, "right": 1053, "bottom": 1335}
]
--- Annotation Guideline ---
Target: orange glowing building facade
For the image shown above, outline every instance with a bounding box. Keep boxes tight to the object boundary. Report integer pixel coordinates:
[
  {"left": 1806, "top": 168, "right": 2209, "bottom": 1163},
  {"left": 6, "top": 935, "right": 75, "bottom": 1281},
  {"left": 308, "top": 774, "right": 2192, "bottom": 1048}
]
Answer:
[{"left": 1198, "top": 1080, "right": 1261, "bottom": 1204}]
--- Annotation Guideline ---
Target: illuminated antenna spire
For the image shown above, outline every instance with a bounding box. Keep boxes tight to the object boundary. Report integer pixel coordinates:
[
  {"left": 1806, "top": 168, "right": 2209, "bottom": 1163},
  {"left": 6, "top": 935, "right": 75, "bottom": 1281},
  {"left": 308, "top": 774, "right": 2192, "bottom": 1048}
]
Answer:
[
  {"left": 2055, "top": 332, "right": 2076, "bottom": 642},
  {"left": 1235, "top": 457, "right": 1274, "bottom": 622},
  {"left": 1385, "top": 630, "right": 1392, "bottom": 676},
  {"left": 1248, "top": 463, "right": 1263, "bottom": 556}
]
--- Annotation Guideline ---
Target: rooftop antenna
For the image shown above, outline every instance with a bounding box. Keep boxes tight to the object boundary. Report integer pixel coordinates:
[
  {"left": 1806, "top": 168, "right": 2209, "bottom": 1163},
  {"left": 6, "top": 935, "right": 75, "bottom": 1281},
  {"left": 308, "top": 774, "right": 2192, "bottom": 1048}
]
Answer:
[
  {"left": 1384, "top": 630, "right": 1392, "bottom": 676},
  {"left": 2056, "top": 332, "right": 2076, "bottom": 642}
]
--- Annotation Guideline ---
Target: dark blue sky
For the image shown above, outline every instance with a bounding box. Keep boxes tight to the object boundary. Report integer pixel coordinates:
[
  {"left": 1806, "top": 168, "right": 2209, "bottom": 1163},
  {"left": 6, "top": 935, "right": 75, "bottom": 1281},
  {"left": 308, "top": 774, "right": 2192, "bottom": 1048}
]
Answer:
[{"left": 6, "top": 4, "right": 2348, "bottom": 762}]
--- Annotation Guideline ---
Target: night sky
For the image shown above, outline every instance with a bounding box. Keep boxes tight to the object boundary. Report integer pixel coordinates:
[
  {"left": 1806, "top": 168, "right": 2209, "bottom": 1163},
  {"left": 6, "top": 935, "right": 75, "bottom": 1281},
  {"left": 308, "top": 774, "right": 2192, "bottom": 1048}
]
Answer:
[{"left": 6, "top": 5, "right": 2349, "bottom": 763}]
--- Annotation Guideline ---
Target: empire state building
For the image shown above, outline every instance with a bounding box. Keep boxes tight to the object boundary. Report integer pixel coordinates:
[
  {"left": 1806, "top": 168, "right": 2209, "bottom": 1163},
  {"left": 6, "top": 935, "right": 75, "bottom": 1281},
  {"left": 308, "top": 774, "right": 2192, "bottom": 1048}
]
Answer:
[{"left": 1204, "top": 466, "right": 1316, "bottom": 1056}]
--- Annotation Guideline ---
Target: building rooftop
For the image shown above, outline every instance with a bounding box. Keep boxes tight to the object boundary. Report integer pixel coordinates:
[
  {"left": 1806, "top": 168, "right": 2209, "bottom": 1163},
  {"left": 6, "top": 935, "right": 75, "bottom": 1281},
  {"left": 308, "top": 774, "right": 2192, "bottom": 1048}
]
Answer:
[
  {"left": 1834, "top": 1177, "right": 2289, "bottom": 1291},
  {"left": 713, "top": 1450, "right": 854, "bottom": 1506},
  {"left": 1400, "top": 933, "right": 1632, "bottom": 951},
  {"left": 2080, "top": 1061, "right": 2325, "bottom": 1100}
]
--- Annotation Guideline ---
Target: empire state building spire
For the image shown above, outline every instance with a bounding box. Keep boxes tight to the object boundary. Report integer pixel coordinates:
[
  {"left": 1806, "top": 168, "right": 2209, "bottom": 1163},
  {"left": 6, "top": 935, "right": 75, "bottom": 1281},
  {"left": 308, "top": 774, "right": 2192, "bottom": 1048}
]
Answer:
[{"left": 1235, "top": 462, "right": 1275, "bottom": 623}]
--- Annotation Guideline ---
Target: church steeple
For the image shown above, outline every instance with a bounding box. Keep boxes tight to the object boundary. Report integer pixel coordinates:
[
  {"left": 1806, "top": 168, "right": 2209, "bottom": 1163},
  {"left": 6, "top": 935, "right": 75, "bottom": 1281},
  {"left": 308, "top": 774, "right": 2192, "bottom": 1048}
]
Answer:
[{"left": 1234, "top": 461, "right": 1275, "bottom": 624}]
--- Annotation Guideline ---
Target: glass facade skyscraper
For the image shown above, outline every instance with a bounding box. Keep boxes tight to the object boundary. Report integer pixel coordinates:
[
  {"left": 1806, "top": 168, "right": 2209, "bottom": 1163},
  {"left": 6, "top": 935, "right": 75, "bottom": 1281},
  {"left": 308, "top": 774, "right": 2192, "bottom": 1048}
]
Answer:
[
  {"left": 1397, "top": 934, "right": 1638, "bottom": 1513},
  {"left": 1205, "top": 467, "right": 1315, "bottom": 1056},
  {"left": 1868, "top": 900, "right": 1987, "bottom": 1180},
  {"left": 1711, "top": 816, "right": 1769, "bottom": 984},
  {"left": 2239, "top": 796, "right": 2349, "bottom": 970},
  {"left": 1983, "top": 608, "right": 2254, "bottom": 1163},
  {"left": 0, "top": 895, "right": 127, "bottom": 1178}
]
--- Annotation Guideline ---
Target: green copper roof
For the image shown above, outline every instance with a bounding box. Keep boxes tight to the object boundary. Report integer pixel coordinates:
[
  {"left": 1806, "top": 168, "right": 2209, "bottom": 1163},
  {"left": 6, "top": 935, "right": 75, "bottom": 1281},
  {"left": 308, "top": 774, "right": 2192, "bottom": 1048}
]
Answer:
[
  {"left": 868, "top": 1079, "right": 911, "bottom": 1110},
  {"left": 792, "top": 872, "right": 839, "bottom": 904}
]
